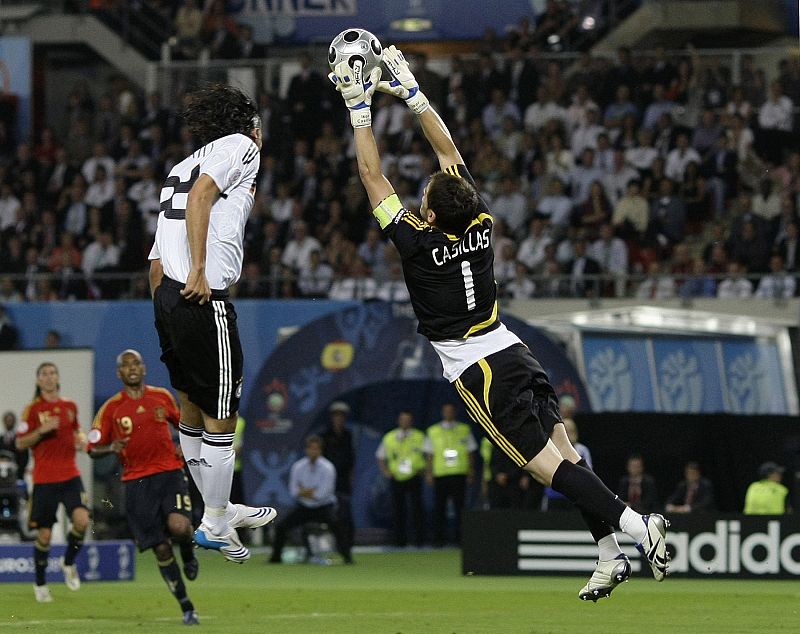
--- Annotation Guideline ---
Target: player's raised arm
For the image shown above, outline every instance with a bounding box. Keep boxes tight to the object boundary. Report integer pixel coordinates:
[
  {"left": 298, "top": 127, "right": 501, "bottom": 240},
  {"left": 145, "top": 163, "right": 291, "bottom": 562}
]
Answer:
[
  {"left": 377, "top": 46, "right": 463, "bottom": 170},
  {"left": 330, "top": 61, "right": 394, "bottom": 209}
]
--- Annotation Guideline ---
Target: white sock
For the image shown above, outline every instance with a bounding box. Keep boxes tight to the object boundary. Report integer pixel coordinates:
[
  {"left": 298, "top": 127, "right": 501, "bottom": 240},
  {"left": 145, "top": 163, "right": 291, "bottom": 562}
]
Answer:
[
  {"left": 598, "top": 534, "right": 623, "bottom": 560},
  {"left": 619, "top": 507, "right": 647, "bottom": 544},
  {"left": 199, "top": 431, "right": 235, "bottom": 534},
  {"left": 178, "top": 423, "right": 204, "bottom": 497}
]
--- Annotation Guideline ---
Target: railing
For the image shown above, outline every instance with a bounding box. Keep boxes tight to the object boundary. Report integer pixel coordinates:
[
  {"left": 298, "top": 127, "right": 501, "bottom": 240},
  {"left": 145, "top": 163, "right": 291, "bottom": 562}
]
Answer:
[{"left": 0, "top": 270, "right": 796, "bottom": 304}]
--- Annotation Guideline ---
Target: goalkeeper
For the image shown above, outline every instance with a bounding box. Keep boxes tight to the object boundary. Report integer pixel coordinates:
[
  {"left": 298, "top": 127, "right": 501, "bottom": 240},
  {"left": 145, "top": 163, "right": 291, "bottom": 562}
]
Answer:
[{"left": 329, "top": 48, "right": 670, "bottom": 601}]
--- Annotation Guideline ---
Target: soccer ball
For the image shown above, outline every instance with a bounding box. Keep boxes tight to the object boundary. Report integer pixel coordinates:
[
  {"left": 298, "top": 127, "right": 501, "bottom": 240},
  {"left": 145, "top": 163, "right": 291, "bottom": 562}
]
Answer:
[{"left": 328, "top": 28, "right": 383, "bottom": 76}]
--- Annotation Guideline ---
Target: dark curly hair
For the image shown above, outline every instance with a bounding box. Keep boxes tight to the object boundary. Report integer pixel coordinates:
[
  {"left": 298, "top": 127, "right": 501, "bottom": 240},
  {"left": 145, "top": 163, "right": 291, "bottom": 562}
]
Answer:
[
  {"left": 426, "top": 171, "right": 482, "bottom": 236},
  {"left": 182, "top": 83, "right": 259, "bottom": 145}
]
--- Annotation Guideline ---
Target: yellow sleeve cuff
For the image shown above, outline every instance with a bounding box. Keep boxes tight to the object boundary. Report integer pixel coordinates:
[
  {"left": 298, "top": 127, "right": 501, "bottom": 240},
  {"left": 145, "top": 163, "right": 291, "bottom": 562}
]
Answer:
[{"left": 372, "top": 193, "right": 404, "bottom": 230}]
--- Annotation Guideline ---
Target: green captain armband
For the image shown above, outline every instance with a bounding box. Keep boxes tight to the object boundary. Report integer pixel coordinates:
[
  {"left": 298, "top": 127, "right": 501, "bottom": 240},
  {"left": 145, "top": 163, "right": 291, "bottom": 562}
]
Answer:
[{"left": 372, "top": 193, "right": 404, "bottom": 230}]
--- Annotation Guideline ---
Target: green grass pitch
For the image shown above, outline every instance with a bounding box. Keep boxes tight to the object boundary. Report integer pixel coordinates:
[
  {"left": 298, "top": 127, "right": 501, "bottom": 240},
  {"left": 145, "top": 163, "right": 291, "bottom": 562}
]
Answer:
[{"left": 2, "top": 549, "right": 799, "bottom": 633}]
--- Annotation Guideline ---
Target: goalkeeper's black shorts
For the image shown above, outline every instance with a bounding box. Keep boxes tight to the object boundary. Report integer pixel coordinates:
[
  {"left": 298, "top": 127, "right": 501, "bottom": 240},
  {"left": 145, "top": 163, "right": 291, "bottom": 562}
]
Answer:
[{"left": 453, "top": 343, "right": 563, "bottom": 468}]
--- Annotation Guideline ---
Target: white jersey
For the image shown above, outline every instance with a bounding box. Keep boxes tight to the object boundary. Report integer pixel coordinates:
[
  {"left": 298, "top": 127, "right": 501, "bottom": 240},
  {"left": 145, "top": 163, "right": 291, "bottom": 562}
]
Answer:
[{"left": 148, "top": 133, "right": 260, "bottom": 290}]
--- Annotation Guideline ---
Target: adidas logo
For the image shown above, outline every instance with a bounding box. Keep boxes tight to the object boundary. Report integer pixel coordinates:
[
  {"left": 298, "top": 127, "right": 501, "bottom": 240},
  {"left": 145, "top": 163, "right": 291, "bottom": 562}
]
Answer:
[{"left": 186, "top": 458, "right": 212, "bottom": 468}]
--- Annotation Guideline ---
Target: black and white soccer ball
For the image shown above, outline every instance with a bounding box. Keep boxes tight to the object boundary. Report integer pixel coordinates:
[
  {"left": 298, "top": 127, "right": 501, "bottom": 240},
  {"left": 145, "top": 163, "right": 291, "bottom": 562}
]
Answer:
[{"left": 328, "top": 28, "right": 383, "bottom": 76}]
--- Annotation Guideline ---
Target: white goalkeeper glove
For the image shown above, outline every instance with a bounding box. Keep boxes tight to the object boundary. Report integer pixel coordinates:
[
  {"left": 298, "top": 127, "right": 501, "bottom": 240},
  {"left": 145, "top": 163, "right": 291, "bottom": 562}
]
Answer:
[
  {"left": 329, "top": 60, "right": 382, "bottom": 128},
  {"left": 376, "top": 45, "right": 430, "bottom": 115}
]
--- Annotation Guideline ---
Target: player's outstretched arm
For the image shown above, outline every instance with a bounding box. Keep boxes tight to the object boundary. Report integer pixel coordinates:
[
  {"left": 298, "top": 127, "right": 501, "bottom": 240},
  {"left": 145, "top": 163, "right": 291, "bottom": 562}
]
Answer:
[
  {"left": 329, "top": 60, "right": 394, "bottom": 209},
  {"left": 377, "top": 46, "right": 463, "bottom": 170}
]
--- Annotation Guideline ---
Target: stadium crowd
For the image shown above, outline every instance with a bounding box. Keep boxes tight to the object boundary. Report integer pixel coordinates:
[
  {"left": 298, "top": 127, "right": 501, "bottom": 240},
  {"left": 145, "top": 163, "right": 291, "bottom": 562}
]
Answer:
[{"left": 1, "top": 15, "right": 799, "bottom": 303}]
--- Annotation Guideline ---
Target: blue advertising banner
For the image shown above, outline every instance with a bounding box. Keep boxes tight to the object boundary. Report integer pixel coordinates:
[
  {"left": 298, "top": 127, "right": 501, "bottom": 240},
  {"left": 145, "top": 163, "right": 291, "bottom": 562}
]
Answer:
[
  {"left": 651, "top": 338, "right": 725, "bottom": 413},
  {"left": 0, "top": 36, "right": 32, "bottom": 144},
  {"left": 241, "top": 302, "right": 589, "bottom": 525},
  {"left": 721, "top": 339, "right": 788, "bottom": 414},
  {"left": 582, "top": 333, "right": 790, "bottom": 415},
  {"left": 582, "top": 335, "right": 655, "bottom": 412},
  {"left": 0, "top": 540, "right": 135, "bottom": 583}
]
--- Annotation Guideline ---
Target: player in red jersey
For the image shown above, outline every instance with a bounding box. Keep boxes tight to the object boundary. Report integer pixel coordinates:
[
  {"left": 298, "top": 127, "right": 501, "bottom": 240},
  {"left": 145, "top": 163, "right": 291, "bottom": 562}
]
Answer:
[
  {"left": 88, "top": 349, "right": 200, "bottom": 626},
  {"left": 16, "top": 362, "right": 90, "bottom": 603}
]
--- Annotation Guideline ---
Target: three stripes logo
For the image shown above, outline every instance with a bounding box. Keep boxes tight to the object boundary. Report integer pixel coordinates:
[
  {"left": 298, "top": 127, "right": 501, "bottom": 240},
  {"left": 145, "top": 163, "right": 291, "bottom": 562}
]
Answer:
[
  {"left": 516, "top": 529, "right": 643, "bottom": 573},
  {"left": 242, "top": 145, "right": 259, "bottom": 165}
]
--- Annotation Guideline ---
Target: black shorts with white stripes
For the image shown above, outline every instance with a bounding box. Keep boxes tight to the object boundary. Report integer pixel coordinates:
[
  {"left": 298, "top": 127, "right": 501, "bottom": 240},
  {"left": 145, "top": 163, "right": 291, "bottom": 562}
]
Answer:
[
  {"left": 454, "top": 343, "right": 563, "bottom": 468},
  {"left": 153, "top": 277, "right": 244, "bottom": 420}
]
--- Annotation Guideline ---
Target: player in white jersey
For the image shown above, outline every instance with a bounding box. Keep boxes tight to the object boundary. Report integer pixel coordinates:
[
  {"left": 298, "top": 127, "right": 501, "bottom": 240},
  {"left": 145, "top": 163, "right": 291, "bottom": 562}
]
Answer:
[{"left": 148, "top": 84, "right": 276, "bottom": 564}]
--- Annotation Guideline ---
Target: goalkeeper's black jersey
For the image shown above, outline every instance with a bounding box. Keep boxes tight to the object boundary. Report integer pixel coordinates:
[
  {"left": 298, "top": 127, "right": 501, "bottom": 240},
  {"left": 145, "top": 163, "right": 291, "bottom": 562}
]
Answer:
[{"left": 383, "top": 164, "right": 498, "bottom": 342}]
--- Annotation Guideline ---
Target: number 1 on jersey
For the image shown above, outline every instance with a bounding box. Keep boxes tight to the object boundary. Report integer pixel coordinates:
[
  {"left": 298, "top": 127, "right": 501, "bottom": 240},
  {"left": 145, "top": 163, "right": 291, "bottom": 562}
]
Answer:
[{"left": 461, "top": 261, "right": 476, "bottom": 311}]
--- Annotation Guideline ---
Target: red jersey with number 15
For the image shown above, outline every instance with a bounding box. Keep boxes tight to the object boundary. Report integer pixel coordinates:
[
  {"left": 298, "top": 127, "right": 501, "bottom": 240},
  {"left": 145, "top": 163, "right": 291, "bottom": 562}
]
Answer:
[
  {"left": 18, "top": 397, "right": 81, "bottom": 484},
  {"left": 87, "top": 386, "right": 182, "bottom": 481}
]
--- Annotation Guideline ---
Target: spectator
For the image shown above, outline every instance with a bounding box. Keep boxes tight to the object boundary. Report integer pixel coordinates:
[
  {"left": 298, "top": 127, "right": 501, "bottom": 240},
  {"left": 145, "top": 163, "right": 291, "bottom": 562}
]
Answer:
[
  {"left": 665, "top": 461, "right": 715, "bottom": 513},
  {"left": 234, "top": 24, "right": 265, "bottom": 59},
  {"left": 569, "top": 148, "right": 605, "bottom": 205},
  {"left": 81, "top": 142, "right": 116, "bottom": 184},
  {"left": 174, "top": 0, "right": 204, "bottom": 59},
  {"left": 589, "top": 223, "right": 628, "bottom": 296},
  {"left": 611, "top": 178, "right": 650, "bottom": 241},
  {"left": 0, "top": 183, "right": 21, "bottom": 232},
  {"left": 642, "top": 84, "right": 676, "bottom": 130},
  {"left": 617, "top": 454, "right": 659, "bottom": 514},
  {"left": 282, "top": 221, "right": 321, "bottom": 274},
  {"left": 536, "top": 177, "right": 572, "bottom": 233},
  {"left": 691, "top": 110, "right": 722, "bottom": 159},
  {"left": 570, "top": 105, "right": 605, "bottom": 156},
  {"left": 356, "top": 227, "right": 387, "bottom": 277},
  {"left": 328, "top": 257, "right": 377, "bottom": 301},
  {"left": 297, "top": 250, "right": 334, "bottom": 299},
  {"left": 776, "top": 222, "right": 799, "bottom": 272},
  {"left": 376, "top": 262, "right": 411, "bottom": 303},
  {"left": 702, "top": 134, "right": 738, "bottom": 219},
  {"left": 754, "top": 254, "right": 795, "bottom": 299},
  {"left": 84, "top": 164, "right": 114, "bottom": 209},
  {"left": 665, "top": 133, "right": 701, "bottom": 182},
  {"left": 758, "top": 80, "right": 794, "bottom": 132},
  {"left": 544, "top": 134, "right": 574, "bottom": 184},
  {"left": 717, "top": 261, "right": 753, "bottom": 298},
  {"left": 236, "top": 262, "right": 266, "bottom": 298},
  {"left": 482, "top": 88, "right": 521, "bottom": 138},
  {"left": 680, "top": 258, "right": 716, "bottom": 298},
  {"left": 650, "top": 179, "right": 687, "bottom": 246},
  {"left": 603, "top": 150, "right": 639, "bottom": 206},
  {"left": 55, "top": 250, "right": 88, "bottom": 300},
  {"left": 565, "top": 236, "right": 602, "bottom": 297},
  {"left": 505, "top": 262, "right": 536, "bottom": 299},
  {"left": 492, "top": 176, "right": 528, "bottom": 238},
  {"left": 626, "top": 128, "right": 659, "bottom": 174},
  {"left": 743, "top": 462, "right": 789, "bottom": 515},
  {"left": 604, "top": 84, "right": 638, "bottom": 132},
  {"left": 751, "top": 178, "right": 781, "bottom": 223},
  {"left": 574, "top": 180, "right": 612, "bottom": 235},
  {"left": 524, "top": 85, "right": 567, "bottom": 133},
  {"left": 635, "top": 261, "right": 676, "bottom": 299},
  {"left": 517, "top": 217, "right": 553, "bottom": 272},
  {"left": 565, "top": 84, "right": 598, "bottom": 132},
  {"left": 0, "top": 277, "right": 22, "bottom": 303}
]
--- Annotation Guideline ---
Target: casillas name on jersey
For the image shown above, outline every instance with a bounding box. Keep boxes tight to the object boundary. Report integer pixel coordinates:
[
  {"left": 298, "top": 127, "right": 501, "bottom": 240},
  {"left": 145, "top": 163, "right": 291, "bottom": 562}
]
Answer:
[
  {"left": 149, "top": 133, "right": 260, "bottom": 290},
  {"left": 381, "top": 164, "right": 498, "bottom": 342}
]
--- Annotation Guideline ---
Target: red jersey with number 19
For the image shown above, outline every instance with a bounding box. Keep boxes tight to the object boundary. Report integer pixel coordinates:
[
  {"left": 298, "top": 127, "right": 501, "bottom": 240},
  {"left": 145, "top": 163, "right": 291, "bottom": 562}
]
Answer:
[
  {"left": 87, "top": 386, "right": 182, "bottom": 481},
  {"left": 18, "top": 397, "right": 81, "bottom": 484}
]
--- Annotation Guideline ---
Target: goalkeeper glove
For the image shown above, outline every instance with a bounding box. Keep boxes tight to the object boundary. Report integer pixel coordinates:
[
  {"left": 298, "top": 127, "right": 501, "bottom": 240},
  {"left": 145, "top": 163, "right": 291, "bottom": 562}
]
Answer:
[
  {"left": 377, "top": 45, "right": 430, "bottom": 115},
  {"left": 329, "top": 60, "right": 382, "bottom": 128}
]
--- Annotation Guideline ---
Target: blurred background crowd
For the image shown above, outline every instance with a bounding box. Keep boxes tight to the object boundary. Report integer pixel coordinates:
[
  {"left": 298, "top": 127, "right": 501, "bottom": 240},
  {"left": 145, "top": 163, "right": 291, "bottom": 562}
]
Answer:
[{"left": 0, "top": 2, "right": 799, "bottom": 304}]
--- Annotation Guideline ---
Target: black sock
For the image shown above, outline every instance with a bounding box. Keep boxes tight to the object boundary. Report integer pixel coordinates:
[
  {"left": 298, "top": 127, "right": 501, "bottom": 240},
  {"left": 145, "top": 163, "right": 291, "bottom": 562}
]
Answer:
[
  {"left": 551, "top": 460, "right": 626, "bottom": 529},
  {"left": 158, "top": 557, "right": 193, "bottom": 613},
  {"left": 34, "top": 541, "right": 49, "bottom": 586},
  {"left": 576, "top": 459, "right": 615, "bottom": 542},
  {"left": 179, "top": 541, "right": 195, "bottom": 565},
  {"left": 63, "top": 528, "right": 84, "bottom": 566}
]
